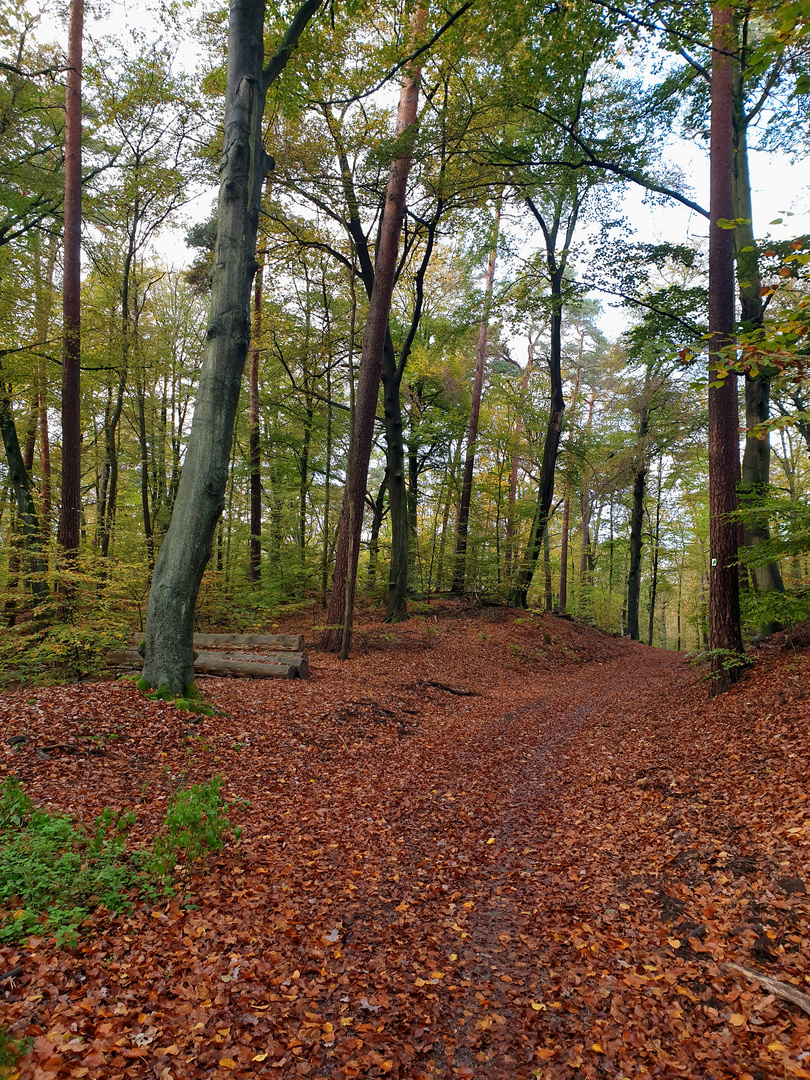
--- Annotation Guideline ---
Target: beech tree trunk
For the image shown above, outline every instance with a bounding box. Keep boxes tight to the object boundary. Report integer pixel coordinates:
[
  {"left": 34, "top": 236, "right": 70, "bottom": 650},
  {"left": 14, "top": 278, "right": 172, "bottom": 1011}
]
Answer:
[
  {"left": 452, "top": 200, "right": 500, "bottom": 593},
  {"left": 0, "top": 386, "right": 48, "bottom": 605},
  {"left": 509, "top": 194, "right": 578, "bottom": 608},
  {"left": 142, "top": 0, "right": 321, "bottom": 694},
  {"left": 708, "top": 2, "right": 745, "bottom": 694},
  {"left": 58, "top": 0, "right": 83, "bottom": 556},
  {"left": 626, "top": 408, "right": 648, "bottom": 642},
  {"left": 249, "top": 260, "right": 263, "bottom": 584},
  {"left": 323, "top": 0, "right": 427, "bottom": 652},
  {"left": 731, "top": 55, "right": 783, "bottom": 612}
]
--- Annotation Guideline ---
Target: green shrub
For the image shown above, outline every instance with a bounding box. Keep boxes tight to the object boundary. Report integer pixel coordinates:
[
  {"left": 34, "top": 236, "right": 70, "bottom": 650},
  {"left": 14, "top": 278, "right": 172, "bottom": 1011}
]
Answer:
[
  {"left": 145, "top": 775, "right": 239, "bottom": 878},
  {"left": 0, "top": 774, "right": 240, "bottom": 944}
]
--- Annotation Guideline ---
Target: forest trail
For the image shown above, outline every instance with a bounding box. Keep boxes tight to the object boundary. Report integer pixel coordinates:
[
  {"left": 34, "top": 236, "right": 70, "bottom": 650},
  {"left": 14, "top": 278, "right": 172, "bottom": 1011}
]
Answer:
[{"left": 0, "top": 607, "right": 808, "bottom": 1079}]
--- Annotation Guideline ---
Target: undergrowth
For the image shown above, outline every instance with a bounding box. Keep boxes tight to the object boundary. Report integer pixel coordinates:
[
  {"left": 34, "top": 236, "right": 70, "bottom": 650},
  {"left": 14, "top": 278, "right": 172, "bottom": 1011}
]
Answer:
[
  {"left": 0, "top": 1024, "right": 31, "bottom": 1079},
  {"left": 0, "top": 774, "right": 240, "bottom": 945}
]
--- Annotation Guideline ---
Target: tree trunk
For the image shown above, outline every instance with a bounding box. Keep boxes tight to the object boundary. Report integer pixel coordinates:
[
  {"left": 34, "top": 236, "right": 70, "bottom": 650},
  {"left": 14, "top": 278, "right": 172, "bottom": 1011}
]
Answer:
[
  {"left": 647, "top": 456, "right": 663, "bottom": 646},
  {"left": 731, "top": 23, "right": 783, "bottom": 614},
  {"left": 249, "top": 259, "right": 263, "bottom": 583},
  {"left": 323, "top": 0, "right": 427, "bottom": 652},
  {"left": 452, "top": 200, "right": 500, "bottom": 593},
  {"left": 509, "top": 195, "right": 578, "bottom": 608},
  {"left": 0, "top": 387, "right": 49, "bottom": 606},
  {"left": 626, "top": 415, "right": 647, "bottom": 642},
  {"left": 143, "top": 0, "right": 321, "bottom": 694},
  {"left": 58, "top": 0, "right": 83, "bottom": 556},
  {"left": 708, "top": 2, "right": 745, "bottom": 693},
  {"left": 505, "top": 339, "right": 534, "bottom": 577}
]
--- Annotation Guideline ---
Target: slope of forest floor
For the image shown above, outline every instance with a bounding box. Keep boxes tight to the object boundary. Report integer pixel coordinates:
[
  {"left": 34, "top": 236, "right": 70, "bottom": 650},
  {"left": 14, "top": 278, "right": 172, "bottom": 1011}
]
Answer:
[{"left": 0, "top": 603, "right": 808, "bottom": 1080}]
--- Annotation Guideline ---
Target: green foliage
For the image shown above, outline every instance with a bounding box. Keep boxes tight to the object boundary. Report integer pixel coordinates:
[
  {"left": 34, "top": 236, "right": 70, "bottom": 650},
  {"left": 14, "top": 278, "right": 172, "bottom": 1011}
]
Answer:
[
  {"left": 144, "top": 776, "right": 239, "bottom": 878},
  {"left": 0, "top": 774, "right": 240, "bottom": 945},
  {"left": 0, "top": 553, "right": 148, "bottom": 687}
]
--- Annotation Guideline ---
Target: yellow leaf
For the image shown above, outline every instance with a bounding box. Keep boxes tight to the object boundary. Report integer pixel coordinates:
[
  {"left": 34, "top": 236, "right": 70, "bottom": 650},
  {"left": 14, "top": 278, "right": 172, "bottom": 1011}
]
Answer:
[
  {"left": 592, "top": 1043, "right": 604, "bottom": 1052},
  {"left": 218, "top": 1060, "right": 238, "bottom": 1070},
  {"left": 531, "top": 1002, "right": 546, "bottom": 1011},
  {"left": 667, "top": 938, "right": 681, "bottom": 948},
  {"left": 486, "top": 837, "right": 495, "bottom": 844},
  {"left": 414, "top": 977, "right": 426, "bottom": 987},
  {"left": 449, "top": 953, "right": 458, "bottom": 961},
  {"left": 431, "top": 971, "right": 445, "bottom": 979},
  {"left": 768, "top": 1042, "right": 787, "bottom": 1052},
  {"left": 253, "top": 1052, "right": 268, "bottom": 1062},
  {"left": 323, "top": 1022, "right": 333, "bottom": 1033},
  {"left": 729, "top": 1013, "right": 746, "bottom": 1027},
  {"left": 216, "top": 1028, "right": 230, "bottom": 1037},
  {"left": 395, "top": 902, "right": 408, "bottom": 912}
]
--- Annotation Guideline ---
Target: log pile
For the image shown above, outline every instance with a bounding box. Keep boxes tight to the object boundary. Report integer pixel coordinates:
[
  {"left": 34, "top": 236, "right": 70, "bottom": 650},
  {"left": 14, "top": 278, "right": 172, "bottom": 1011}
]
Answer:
[{"left": 107, "top": 633, "right": 309, "bottom": 680}]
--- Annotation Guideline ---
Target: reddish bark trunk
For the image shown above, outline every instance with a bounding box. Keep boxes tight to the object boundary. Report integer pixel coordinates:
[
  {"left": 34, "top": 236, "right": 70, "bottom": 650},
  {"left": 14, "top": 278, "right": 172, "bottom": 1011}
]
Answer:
[
  {"left": 323, "top": 0, "right": 427, "bottom": 652},
  {"left": 58, "top": 0, "right": 83, "bottom": 555}
]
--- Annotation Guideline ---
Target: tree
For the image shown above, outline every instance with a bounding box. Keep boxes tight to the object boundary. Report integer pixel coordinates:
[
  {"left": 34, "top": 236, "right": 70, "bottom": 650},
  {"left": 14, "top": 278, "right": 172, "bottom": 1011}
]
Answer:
[
  {"left": 141, "top": 0, "right": 321, "bottom": 695},
  {"left": 322, "top": 0, "right": 428, "bottom": 652},
  {"left": 58, "top": 0, "right": 83, "bottom": 557},
  {"left": 707, "top": 1, "right": 744, "bottom": 693},
  {"left": 452, "top": 198, "right": 500, "bottom": 594}
]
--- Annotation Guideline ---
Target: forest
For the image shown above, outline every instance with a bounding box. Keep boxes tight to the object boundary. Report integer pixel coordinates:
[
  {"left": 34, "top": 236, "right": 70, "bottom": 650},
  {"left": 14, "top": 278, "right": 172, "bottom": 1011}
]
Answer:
[
  {"left": 0, "top": 3, "right": 810, "bottom": 1076},
  {"left": 0, "top": 0, "right": 808, "bottom": 693}
]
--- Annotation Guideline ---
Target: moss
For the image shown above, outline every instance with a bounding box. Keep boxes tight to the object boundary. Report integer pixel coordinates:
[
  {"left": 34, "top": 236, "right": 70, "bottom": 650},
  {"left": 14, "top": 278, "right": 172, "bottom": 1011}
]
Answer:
[{"left": 135, "top": 677, "right": 150, "bottom": 692}]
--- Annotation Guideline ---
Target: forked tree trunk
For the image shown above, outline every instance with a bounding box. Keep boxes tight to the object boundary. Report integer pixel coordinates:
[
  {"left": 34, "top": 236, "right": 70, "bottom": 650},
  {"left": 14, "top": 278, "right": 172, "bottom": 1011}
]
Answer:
[
  {"left": 708, "top": 2, "right": 745, "bottom": 693},
  {"left": 142, "top": 0, "right": 321, "bottom": 694},
  {"left": 58, "top": 0, "right": 83, "bottom": 556},
  {"left": 323, "top": 0, "right": 427, "bottom": 652}
]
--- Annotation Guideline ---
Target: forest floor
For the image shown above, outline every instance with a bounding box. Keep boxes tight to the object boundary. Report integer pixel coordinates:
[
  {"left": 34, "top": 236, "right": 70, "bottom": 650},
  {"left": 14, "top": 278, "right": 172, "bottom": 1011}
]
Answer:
[{"left": 0, "top": 602, "right": 809, "bottom": 1080}]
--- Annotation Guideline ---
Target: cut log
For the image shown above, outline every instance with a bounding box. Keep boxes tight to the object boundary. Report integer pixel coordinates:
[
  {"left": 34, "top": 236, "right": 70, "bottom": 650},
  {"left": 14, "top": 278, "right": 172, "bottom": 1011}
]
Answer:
[
  {"left": 722, "top": 962, "right": 810, "bottom": 1017},
  {"left": 131, "top": 631, "right": 306, "bottom": 652},
  {"left": 199, "top": 650, "right": 308, "bottom": 678},
  {"left": 197, "top": 656, "right": 296, "bottom": 679},
  {"left": 194, "top": 632, "right": 305, "bottom": 652},
  {"left": 109, "top": 647, "right": 306, "bottom": 679}
]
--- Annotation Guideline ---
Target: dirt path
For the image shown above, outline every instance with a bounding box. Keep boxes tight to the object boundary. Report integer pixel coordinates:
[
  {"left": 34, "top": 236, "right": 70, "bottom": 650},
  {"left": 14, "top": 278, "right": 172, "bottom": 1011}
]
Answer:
[{"left": 1, "top": 615, "right": 808, "bottom": 1079}]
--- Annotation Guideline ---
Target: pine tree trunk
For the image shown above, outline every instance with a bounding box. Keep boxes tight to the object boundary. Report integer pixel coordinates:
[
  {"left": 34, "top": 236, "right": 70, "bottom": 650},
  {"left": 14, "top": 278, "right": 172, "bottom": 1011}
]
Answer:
[{"left": 58, "top": 0, "right": 83, "bottom": 556}]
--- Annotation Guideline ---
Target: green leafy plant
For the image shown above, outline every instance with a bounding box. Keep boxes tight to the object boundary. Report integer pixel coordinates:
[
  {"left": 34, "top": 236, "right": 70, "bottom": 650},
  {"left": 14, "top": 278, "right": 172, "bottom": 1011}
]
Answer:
[
  {"left": 0, "top": 774, "right": 241, "bottom": 944},
  {"left": 143, "top": 775, "right": 240, "bottom": 879}
]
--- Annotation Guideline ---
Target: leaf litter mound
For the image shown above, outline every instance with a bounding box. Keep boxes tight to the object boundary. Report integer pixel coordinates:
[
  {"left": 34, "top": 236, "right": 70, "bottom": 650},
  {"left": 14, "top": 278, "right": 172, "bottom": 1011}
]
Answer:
[{"left": 0, "top": 605, "right": 808, "bottom": 1079}]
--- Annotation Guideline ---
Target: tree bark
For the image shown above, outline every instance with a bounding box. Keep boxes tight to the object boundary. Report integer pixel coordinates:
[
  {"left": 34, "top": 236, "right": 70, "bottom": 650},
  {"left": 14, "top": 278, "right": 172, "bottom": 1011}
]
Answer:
[
  {"left": 143, "top": 0, "right": 321, "bottom": 694},
  {"left": 0, "top": 385, "right": 48, "bottom": 606},
  {"left": 58, "top": 0, "right": 83, "bottom": 556},
  {"left": 708, "top": 2, "right": 745, "bottom": 693},
  {"left": 249, "top": 259, "right": 263, "bottom": 584},
  {"left": 452, "top": 200, "right": 500, "bottom": 593},
  {"left": 509, "top": 195, "right": 577, "bottom": 608},
  {"left": 731, "top": 50, "right": 783, "bottom": 612},
  {"left": 323, "top": 0, "right": 427, "bottom": 651},
  {"left": 626, "top": 407, "right": 648, "bottom": 641}
]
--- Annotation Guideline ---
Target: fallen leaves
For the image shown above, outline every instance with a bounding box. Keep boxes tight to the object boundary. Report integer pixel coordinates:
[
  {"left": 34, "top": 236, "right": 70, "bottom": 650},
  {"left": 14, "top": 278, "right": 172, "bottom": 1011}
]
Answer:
[{"left": 0, "top": 606, "right": 808, "bottom": 1078}]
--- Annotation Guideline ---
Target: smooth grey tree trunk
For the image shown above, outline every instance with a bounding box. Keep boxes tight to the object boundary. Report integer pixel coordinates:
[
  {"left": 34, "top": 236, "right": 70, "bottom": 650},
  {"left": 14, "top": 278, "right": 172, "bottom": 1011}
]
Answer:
[{"left": 142, "top": 0, "right": 320, "bottom": 694}]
